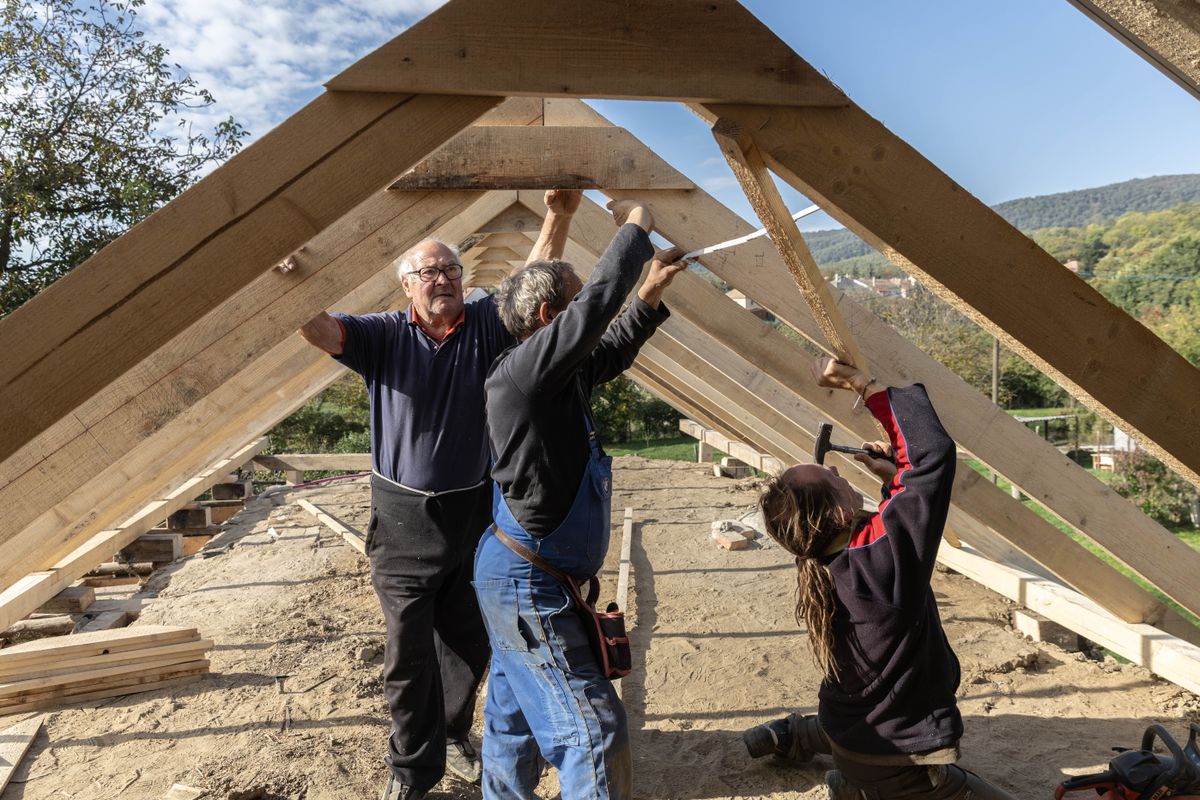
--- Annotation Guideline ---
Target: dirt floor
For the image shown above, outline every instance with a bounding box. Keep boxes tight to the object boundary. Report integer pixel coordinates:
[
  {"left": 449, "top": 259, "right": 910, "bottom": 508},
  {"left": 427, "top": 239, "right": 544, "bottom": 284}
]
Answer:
[{"left": 3, "top": 456, "right": 1199, "bottom": 799}]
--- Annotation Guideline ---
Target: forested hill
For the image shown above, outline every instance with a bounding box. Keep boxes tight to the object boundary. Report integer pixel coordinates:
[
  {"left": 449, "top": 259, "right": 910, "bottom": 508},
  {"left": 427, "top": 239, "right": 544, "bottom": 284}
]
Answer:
[
  {"left": 806, "top": 173, "right": 1200, "bottom": 268},
  {"left": 993, "top": 174, "right": 1200, "bottom": 230}
]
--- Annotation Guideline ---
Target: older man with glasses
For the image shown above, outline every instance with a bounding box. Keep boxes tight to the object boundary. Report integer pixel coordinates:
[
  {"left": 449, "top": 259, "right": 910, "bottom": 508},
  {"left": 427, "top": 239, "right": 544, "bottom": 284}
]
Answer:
[{"left": 290, "top": 191, "right": 581, "bottom": 800}]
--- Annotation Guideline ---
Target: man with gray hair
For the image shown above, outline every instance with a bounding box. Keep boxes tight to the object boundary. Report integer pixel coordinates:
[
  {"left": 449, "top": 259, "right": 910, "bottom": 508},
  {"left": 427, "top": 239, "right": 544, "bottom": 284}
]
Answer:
[
  {"left": 290, "top": 191, "right": 581, "bottom": 800},
  {"left": 474, "top": 200, "right": 685, "bottom": 799}
]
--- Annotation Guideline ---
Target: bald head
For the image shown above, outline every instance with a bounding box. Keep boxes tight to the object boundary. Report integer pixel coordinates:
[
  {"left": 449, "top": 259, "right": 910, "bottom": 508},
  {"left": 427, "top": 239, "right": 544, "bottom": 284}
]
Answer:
[{"left": 397, "top": 238, "right": 465, "bottom": 324}]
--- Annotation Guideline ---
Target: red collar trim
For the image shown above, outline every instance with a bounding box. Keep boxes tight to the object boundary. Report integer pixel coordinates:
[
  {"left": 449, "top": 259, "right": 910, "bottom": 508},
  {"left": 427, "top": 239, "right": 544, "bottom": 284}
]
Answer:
[{"left": 408, "top": 306, "right": 465, "bottom": 344}]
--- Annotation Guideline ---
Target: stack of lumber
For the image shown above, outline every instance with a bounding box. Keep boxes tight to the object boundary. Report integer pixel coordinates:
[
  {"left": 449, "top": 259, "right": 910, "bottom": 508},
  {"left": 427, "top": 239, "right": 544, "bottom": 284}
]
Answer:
[{"left": 0, "top": 626, "right": 210, "bottom": 714}]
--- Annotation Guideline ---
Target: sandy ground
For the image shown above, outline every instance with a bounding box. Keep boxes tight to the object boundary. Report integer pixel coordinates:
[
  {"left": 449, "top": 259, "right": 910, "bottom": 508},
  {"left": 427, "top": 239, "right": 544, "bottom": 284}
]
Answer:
[{"left": 3, "top": 456, "right": 1198, "bottom": 799}]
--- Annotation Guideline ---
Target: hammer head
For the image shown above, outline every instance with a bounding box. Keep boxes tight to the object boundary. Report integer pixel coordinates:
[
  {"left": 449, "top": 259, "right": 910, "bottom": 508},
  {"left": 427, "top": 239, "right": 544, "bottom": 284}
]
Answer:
[{"left": 813, "top": 422, "right": 834, "bottom": 465}]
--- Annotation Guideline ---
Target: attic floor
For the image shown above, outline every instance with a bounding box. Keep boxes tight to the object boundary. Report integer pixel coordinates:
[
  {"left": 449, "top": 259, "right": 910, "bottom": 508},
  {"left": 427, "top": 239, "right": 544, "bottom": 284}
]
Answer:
[{"left": 3, "top": 457, "right": 1196, "bottom": 799}]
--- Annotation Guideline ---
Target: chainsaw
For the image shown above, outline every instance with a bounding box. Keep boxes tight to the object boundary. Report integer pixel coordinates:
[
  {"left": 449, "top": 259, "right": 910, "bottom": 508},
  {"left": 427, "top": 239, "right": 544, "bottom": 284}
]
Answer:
[{"left": 1056, "top": 724, "right": 1200, "bottom": 800}]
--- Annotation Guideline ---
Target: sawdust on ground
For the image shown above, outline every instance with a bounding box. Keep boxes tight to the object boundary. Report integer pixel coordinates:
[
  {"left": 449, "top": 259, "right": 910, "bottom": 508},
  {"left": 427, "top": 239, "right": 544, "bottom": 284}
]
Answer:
[{"left": 3, "top": 456, "right": 1198, "bottom": 799}]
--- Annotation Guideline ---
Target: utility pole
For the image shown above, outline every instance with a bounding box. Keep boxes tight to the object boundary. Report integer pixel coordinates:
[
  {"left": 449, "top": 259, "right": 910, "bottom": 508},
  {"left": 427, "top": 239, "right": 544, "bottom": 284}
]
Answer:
[{"left": 992, "top": 337, "right": 1000, "bottom": 485}]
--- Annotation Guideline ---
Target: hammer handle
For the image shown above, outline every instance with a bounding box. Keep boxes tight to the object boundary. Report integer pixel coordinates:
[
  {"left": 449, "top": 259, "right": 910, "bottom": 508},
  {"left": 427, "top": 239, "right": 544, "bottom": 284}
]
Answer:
[{"left": 829, "top": 443, "right": 897, "bottom": 464}]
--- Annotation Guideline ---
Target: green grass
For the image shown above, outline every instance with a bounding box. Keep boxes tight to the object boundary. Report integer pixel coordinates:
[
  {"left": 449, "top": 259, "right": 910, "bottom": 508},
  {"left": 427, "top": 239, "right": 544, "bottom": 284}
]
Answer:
[
  {"left": 606, "top": 435, "right": 727, "bottom": 463},
  {"left": 963, "top": 458, "right": 1200, "bottom": 629}
]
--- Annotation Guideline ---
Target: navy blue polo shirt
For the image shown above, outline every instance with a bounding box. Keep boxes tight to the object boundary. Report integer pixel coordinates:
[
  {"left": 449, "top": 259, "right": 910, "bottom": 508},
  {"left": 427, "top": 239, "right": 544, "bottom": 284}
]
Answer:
[{"left": 332, "top": 295, "right": 515, "bottom": 492}]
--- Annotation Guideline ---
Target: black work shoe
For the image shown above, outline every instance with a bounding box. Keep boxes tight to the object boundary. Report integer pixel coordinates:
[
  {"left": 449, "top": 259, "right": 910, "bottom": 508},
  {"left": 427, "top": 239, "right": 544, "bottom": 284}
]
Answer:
[
  {"left": 825, "top": 770, "right": 860, "bottom": 800},
  {"left": 380, "top": 773, "right": 428, "bottom": 800},
  {"left": 743, "top": 713, "right": 817, "bottom": 764},
  {"left": 446, "top": 738, "right": 482, "bottom": 784}
]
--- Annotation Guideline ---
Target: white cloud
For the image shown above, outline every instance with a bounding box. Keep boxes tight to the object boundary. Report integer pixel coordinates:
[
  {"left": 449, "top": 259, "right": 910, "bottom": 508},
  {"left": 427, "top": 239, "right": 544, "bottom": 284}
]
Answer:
[
  {"left": 138, "top": 0, "right": 448, "bottom": 141},
  {"left": 700, "top": 175, "right": 739, "bottom": 192}
]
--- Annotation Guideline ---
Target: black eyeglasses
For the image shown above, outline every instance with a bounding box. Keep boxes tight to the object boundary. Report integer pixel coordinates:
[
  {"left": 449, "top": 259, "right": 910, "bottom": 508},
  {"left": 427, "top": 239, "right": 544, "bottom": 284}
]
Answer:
[{"left": 407, "top": 263, "right": 464, "bottom": 283}]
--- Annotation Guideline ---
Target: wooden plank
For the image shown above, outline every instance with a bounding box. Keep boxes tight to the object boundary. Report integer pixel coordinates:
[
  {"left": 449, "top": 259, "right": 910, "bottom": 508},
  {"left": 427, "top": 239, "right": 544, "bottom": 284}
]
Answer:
[
  {"left": 0, "top": 439, "right": 268, "bottom": 631},
  {"left": 35, "top": 586, "right": 94, "bottom": 615},
  {"left": 251, "top": 454, "right": 372, "bottom": 472},
  {"left": 545, "top": 199, "right": 1176, "bottom": 627},
  {"left": 0, "top": 653, "right": 209, "bottom": 697},
  {"left": 119, "top": 534, "right": 183, "bottom": 565},
  {"left": 0, "top": 190, "right": 482, "bottom": 551},
  {"left": 0, "top": 640, "right": 211, "bottom": 683},
  {"left": 0, "top": 93, "right": 499, "bottom": 467},
  {"left": 476, "top": 233, "right": 533, "bottom": 251},
  {"left": 710, "top": 117, "right": 866, "bottom": 370},
  {"left": 474, "top": 247, "right": 524, "bottom": 263},
  {"left": 0, "top": 714, "right": 43, "bottom": 794},
  {"left": 390, "top": 127, "right": 694, "bottom": 190},
  {"left": 544, "top": 97, "right": 1200, "bottom": 620},
  {"left": 1064, "top": 0, "right": 1200, "bottom": 102},
  {"left": 475, "top": 203, "right": 544, "bottom": 235},
  {"left": 477, "top": 97, "right": 545, "bottom": 126},
  {"left": 615, "top": 508, "right": 634, "bottom": 614},
  {"left": 0, "top": 626, "right": 198, "bottom": 670},
  {"left": 0, "top": 667, "right": 205, "bottom": 716},
  {"left": 296, "top": 499, "right": 367, "bottom": 556},
  {"left": 75, "top": 611, "right": 130, "bottom": 634},
  {"left": 697, "top": 101, "right": 1200, "bottom": 491},
  {"left": 937, "top": 543, "right": 1200, "bottom": 696},
  {"left": 325, "top": 0, "right": 847, "bottom": 107},
  {"left": 0, "top": 193, "right": 513, "bottom": 595}
]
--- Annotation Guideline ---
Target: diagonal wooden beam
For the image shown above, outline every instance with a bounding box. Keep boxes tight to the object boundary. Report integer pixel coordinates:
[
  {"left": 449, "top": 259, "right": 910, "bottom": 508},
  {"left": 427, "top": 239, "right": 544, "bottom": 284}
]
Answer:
[
  {"left": 1064, "top": 0, "right": 1200, "bottom": 102},
  {"left": 695, "top": 101, "right": 1200, "bottom": 489},
  {"left": 325, "top": 0, "right": 847, "bottom": 107},
  {"left": 710, "top": 117, "right": 866, "bottom": 369},
  {"left": 0, "top": 192, "right": 517, "bottom": 591},
  {"left": 0, "top": 92, "right": 501, "bottom": 467},
  {"left": 0, "top": 191, "right": 494, "bottom": 549},
  {"left": 537, "top": 197, "right": 1189, "bottom": 627},
  {"left": 390, "top": 127, "right": 695, "bottom": 191}
]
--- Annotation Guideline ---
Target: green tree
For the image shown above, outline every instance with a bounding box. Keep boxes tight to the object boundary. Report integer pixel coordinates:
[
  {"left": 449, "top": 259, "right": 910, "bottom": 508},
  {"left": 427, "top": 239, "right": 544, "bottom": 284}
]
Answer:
[{"left": 1, "top": 0, "right": 247, "bottom": 315}]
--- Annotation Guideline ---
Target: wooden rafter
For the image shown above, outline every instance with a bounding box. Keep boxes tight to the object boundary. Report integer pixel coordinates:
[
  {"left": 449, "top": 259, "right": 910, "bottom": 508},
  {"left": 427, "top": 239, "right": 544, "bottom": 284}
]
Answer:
[
  {"left": 1064, "top": 0, "right": 1200, "bottom": 102},
  {"left": 710, "top": 117, "right": 866, "bottom": 369},
  {"left": 535, "top": 195, "right": 1189, "bottom": 628},
  {"left": 390, "top": 127, "right": 695, "bottom": 190},
  {"left": 325, "top": 0, "right": 848, "bottom": 107},
  {"left": 0, "top": 191, "right": 489, "bottom": 551},
  {"left": 533, "top": 98, "right": 1200, "bottom": 619},
  {"left": 695, "top": 101, "right": 1200, "bottom": 489},
  {"left": 0, "top": 93, "right": 501, "bottom": 467}
]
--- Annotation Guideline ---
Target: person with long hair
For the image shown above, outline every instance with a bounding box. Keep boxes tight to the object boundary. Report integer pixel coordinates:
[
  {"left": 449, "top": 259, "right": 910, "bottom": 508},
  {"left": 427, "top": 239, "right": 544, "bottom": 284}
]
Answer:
[{"left": 745, "top": 357, "right": 1016, "bottom": 800}]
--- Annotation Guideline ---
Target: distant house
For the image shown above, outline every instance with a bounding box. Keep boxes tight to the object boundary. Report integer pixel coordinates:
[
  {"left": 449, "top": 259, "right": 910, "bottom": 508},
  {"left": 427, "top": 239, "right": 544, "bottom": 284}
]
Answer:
[
  {"left": 1064, "top": 260, "right": 1081, "bottom": 274},
  {"left": 726, "top": 288, "right": 772, "bottom": 321},
  {"left": 830, "top": 273, "right": 916, "bottom": 298}
]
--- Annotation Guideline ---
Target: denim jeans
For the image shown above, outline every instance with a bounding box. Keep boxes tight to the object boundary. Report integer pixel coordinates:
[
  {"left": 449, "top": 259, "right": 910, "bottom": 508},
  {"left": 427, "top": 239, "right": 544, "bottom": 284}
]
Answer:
[{"left": 473, "top": 532, "right": 631, "bottom": 800}]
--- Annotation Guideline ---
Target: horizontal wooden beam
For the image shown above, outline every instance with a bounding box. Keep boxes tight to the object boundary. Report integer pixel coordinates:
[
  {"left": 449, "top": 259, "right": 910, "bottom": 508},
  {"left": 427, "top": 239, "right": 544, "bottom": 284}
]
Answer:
[
  {"left": 696, "top": 101, "right": 1200, "bottom": 490},
  {"left": 0, "top": 438, "right": 266, "bottom": 631},
  {"left": 326, "top": 0, "right": 848, "bottom": 107},
  {"left": 0, "top": 92, "right": 500, "bottom": 467},
  {"left": 939, "top": 542, "right": 1200, "bottom": 696},
  {"left": 391, "top": 127, "right": 694, "bottom": 191},
  {"left": 252, "top": 454, "right": 371, "bottom": 472}
]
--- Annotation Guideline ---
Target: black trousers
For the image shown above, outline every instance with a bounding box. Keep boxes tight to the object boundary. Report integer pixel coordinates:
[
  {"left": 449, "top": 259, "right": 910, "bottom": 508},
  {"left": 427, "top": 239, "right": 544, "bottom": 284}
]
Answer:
[{"left": 367, "top": 475, "right": 492, "bottom": 792}]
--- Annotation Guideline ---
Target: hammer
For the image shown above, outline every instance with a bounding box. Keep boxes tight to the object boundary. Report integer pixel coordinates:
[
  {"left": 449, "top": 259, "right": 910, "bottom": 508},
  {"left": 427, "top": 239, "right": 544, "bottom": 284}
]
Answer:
[{"left": 813, "top": 422, "right": 896, "bottom": 466}]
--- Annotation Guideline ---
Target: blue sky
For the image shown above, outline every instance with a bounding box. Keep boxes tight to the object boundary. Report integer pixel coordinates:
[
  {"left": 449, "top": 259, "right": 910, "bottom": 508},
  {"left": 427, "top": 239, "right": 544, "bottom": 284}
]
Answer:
[{"left": 139, "top": 0, "right": 1200, "bottom": 232}]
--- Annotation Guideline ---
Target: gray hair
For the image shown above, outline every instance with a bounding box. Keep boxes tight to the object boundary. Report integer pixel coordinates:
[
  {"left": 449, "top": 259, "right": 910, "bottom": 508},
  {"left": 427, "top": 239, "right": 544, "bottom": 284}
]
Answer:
[
  {"left": 496, "top": 260, "right": 578, "bottom": 340},
  {"left": 395, "top": 239, "right": 461, "bottom": 281}
]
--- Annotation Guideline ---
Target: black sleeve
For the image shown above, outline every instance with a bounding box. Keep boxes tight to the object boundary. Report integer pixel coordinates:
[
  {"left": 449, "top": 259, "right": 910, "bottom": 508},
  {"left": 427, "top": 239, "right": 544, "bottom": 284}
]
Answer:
[
  {"left": 581, "top": 298, "right": 670, "bottom": 389},
  {"left": 501, "top": 223, "right": 654, "bottom": 396}
]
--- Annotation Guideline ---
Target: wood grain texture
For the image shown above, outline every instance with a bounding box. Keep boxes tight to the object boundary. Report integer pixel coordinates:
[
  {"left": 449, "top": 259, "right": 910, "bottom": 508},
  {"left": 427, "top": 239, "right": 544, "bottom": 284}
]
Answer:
[
  {"left": 699, "top": 101, "right": 1200, "bottom": 490},
  {"left": 0, "top": 714, "right": 43, "bottom": 793},
  {"left": 326, "top": 0, "right": 847, "bottom": 106},
  {"left": 391, "top": 127, "right": 694, "bottom": 190},
  {"left": 543, "top": 197, "right": 1174, "bottom": 626},
  {"left": 0, "top": 93, "right": 499, "bottom": 466},
  {"left": 710, "top": 117, "right": 866, "bottom": 369}
]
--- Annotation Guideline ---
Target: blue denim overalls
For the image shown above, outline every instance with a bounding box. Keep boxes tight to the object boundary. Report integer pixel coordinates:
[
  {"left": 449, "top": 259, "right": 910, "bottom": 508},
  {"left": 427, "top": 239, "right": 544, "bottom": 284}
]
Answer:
[{"left": 472, "top": 413, "right": 631, "bottom": 800}]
